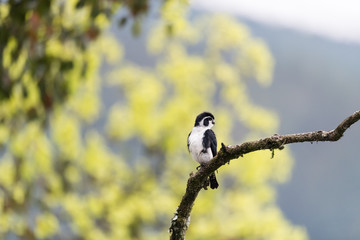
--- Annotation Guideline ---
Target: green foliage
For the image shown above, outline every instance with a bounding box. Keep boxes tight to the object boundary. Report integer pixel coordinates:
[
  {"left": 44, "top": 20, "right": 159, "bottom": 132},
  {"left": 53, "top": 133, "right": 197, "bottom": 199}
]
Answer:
[
  {"left": 0, "top": 0, "right": 159, "bottom": 116},
  {"left": 0, "top": 0, "right": 308, "bottom": 239}
]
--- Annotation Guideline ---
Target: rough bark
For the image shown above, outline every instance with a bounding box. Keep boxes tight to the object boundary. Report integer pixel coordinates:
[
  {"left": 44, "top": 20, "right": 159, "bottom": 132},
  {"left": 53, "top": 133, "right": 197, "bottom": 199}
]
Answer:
[{"left": 169, "top": 110, "right": 360, "bottom": 240}]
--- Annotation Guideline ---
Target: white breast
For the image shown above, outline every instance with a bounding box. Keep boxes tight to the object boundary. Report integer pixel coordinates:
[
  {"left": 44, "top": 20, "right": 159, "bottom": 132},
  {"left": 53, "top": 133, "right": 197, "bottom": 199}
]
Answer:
[{"left": 188, "top": 127, "right": 213, "bottom": 164}]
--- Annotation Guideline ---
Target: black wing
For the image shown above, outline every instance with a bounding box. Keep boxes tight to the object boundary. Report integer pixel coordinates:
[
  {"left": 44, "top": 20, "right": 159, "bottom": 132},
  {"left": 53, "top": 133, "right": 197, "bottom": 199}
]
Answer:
[
  {"left": 187, "top": 131, "right": 191, "bottom": 152},
  {"left": 202, "top": 129, "right": 217, "bottom": 157}
]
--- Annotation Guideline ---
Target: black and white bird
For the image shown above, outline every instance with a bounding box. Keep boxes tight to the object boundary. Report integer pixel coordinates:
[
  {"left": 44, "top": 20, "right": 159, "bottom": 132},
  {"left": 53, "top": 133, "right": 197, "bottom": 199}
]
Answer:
[{"left": 187, "top": 112, "right": 219, "bottom": 189}]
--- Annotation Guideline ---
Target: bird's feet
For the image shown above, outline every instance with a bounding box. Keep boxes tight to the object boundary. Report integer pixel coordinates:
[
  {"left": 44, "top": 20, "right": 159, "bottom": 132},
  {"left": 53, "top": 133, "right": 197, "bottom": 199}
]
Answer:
[{"left": 196, "top": 163, "right": 205, "bottom": 170}]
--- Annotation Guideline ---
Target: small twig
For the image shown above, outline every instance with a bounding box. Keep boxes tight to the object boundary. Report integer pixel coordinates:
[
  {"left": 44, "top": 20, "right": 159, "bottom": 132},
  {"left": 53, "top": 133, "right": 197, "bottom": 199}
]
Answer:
[{"left": 221, "top": 142, "right": 227, "bottom": 152}]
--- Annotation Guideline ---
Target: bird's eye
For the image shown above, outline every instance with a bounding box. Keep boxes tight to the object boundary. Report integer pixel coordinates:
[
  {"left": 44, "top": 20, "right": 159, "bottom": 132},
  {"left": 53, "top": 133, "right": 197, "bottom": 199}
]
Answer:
[{"left": 203, "top": 119, "right": 209, "bottom": 126}]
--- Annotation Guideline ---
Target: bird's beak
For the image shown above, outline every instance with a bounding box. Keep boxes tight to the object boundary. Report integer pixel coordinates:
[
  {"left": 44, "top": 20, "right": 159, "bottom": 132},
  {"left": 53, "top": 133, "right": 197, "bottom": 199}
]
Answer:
[{"left": 212, "top": 120, "right": 215, "bottom": 125}]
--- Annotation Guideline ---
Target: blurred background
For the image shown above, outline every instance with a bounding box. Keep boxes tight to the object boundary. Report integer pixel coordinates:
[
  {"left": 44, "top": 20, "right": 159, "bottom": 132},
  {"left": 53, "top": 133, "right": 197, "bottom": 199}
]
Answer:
[
  {"left": 191, "top": 1, "right": 360, "bottom": 239},
  {"left": 1, "top": 0, "right": 359, "bottom": 239}
]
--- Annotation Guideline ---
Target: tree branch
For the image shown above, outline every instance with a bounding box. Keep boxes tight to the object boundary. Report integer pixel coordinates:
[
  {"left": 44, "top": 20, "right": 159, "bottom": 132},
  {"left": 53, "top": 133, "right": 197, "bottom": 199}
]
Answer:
[{"left": 169, "top": 110, "right": 360, "bottom": 240}]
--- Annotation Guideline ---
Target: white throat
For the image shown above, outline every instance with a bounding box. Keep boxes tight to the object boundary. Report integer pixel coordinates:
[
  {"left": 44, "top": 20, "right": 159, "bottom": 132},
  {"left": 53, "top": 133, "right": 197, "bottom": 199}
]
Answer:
[{"left": 188, "top": 125, "right": 214, "bottom": 164}]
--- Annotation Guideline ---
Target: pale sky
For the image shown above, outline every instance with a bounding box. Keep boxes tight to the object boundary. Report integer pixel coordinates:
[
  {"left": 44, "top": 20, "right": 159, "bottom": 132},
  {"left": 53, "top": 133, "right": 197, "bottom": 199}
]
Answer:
[{"left": 191, "top": 0, "right": 360, "bottom": 44}]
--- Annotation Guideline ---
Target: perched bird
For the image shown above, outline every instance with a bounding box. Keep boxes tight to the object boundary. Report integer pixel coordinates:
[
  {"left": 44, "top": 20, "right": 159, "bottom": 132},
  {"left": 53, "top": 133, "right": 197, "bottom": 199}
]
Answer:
[{"left": 187, "top": 112, "right": 219, "bottom": 189}]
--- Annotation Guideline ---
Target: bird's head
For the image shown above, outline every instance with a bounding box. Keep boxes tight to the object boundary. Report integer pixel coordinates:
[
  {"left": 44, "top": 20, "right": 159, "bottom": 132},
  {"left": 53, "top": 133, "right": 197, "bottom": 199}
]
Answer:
[{"left": 194, "top": 112, "right": 215, "bottom": 128}]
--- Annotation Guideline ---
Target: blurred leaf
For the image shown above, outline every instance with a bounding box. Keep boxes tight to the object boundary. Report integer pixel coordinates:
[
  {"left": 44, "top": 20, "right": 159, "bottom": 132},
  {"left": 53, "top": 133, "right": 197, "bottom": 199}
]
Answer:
[
  {"left": 118, "top": 16, "right": 128, "bottom": 27},
  {"left": 131, "top": 18, "right": 142, "bottom": 36}
]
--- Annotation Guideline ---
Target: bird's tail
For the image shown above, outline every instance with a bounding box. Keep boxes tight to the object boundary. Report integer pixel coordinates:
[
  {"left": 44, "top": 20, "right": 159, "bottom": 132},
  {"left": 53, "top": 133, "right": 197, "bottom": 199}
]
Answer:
[{"left": 209, "top": 172, "right": 219, "bottom": 189}]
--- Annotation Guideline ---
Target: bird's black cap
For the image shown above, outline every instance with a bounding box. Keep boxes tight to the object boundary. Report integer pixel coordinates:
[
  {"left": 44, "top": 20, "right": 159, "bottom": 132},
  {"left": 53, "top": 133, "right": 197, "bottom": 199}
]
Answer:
[{"left": 194, "top": 112, "right": 215, "bottom": 126}]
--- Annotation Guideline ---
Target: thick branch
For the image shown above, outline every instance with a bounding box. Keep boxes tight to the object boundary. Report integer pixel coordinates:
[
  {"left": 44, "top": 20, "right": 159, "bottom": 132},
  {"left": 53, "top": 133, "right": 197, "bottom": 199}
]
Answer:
[{"left": 169, "top": 110, "right": 360, "bottom": 240}]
